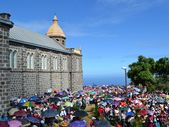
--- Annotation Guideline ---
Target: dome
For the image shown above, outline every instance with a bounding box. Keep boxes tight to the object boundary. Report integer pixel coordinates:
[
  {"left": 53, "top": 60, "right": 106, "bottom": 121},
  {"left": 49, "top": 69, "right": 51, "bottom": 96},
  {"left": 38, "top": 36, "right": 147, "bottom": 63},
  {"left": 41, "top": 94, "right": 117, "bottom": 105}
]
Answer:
[{"left": 46, "top": 16, "right": 66, "bottom": 38}]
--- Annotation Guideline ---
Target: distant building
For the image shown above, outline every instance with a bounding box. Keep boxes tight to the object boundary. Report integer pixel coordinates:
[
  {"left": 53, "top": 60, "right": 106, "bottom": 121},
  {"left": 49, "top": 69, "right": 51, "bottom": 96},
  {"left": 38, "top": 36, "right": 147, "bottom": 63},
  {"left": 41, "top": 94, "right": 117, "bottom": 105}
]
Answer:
[{"left": 0, "top": 13, "right": 83, "bottom": 113}]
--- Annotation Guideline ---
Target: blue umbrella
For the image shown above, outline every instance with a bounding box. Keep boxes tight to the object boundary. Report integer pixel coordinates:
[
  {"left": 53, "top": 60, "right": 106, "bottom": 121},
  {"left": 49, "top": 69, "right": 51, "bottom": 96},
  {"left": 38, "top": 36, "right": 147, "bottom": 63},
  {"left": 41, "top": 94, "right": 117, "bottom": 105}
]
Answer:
[
  {"left": 0, "top": 116, "right": 9, "bottom": 121},
  {"left": 29, "top": 96, "right": 40, "bottom": 102},
  {"left": 126, "top": 112, "right": 135, "bottom": 117},
  {"left": 42, "top": 109, "right": 58, "bottom": 118},
  {"left": 94, "top": 120, "right": 111, "bottom": 127},
  {"left": 104, "top": 98, "right": 113, "bottom": 104},
  {"left": 78, "top": 90, "right": 84, "bottom": 95},
  {"left": 27, "top": 116, "right": 40, "bottom": 124},
  {"left": 19, "top": 98, "right": 28, "bottom": 104},
  {"left": 69, "top": 120, "right": 87, "bottom": 127}
]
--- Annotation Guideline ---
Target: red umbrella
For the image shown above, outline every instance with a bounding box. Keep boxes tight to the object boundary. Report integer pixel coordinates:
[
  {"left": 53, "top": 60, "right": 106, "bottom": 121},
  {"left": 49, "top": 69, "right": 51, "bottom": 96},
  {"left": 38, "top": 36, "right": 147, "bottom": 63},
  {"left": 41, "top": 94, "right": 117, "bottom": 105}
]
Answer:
[
  {"left": 14, "top": 110, "right": 27, "bottom": 117},
  {"left": 139, "top": 109, "right": 148, "bottom": 116},
  {"left": 0, "top": 121, "right": 9, "bottom": 127}
]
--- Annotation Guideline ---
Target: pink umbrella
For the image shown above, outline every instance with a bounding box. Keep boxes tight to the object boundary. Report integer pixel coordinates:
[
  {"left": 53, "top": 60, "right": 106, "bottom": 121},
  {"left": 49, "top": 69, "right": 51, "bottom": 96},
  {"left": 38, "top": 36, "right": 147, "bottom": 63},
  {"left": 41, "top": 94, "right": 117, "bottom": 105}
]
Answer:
[
  {"left": 114, "top": 97, "right": 122, "bottom": 101},
  {"left": 8, "top": 120, "right": 22, "bottom": 127}
]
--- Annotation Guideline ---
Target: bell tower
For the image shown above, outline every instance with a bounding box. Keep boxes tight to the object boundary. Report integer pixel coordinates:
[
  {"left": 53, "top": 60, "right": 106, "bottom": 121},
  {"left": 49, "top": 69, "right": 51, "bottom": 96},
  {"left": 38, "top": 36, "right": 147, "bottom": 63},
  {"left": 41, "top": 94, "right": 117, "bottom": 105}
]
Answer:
[
  {"left": 0, "top": 13, "right": 13, "bottom": 114},
  {"left": 46, "top": 16, "right": 66, "bottom": 47}
]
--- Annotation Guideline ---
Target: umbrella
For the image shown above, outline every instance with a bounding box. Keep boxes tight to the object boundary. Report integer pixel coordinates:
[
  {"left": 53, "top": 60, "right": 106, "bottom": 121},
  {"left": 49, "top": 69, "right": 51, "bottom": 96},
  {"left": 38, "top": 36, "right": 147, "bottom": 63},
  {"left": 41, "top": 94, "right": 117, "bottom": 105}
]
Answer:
[
  {"left": 48, "top": 97, "right": 61, "bottom": 103},
  {"left": 69, "top": 120, "right": 86, "bottom": 127},
  {"left": 19, "top": 98, "right": 28, "bottom": 104},
  {"left": 94, "top": 120, "right": 111, "bottom": 127},
  {"left": 134, "top": 87, "right": 141, "bottom": 92},
  {"left": 139, "top": 109, "right": 148, "bottom": 116},
  {"left": 89, "top": 91, "right": 96, "bottom": 95},
  {"left": 27, "top": 116, "right": 40, "bottom": 124},
  {"left": 61, "top": 96, "right": 69, "bottom": 100},
  {"left": 23, "top": 101, "right": 36, "bottom": 107},
  {"left": 17, "top": 118, "right": 30, "bottom": 127},
  {"left": 114, "top": 97, "right": 122, "bottom": 101},
  {"left": 14, "top": 110, "right": 27, "bottom": 117},
  {"left": 73, "top": 110, "right": 88, "bottom": 117},
  {"left": 112, "top": 100, "right": 119, "bottom": 107},
  {"left": 104, "top": 98, "right": 113, "bottom": 104},
  {"left": 8, "top": 120, "right": 22, "bottom": 127},
  {"left": 119, "top": 107, "right": 129, "bottom": 111},
  {"left": 78, "top": 90, "right": 84, "bottom": 95},
  {"left": 0, "top": 116, "right": 9, "bottom": 121},
  {"left": 8, "top": 108, "right": 19, "bottom": 116},
  {"left": 0, "top": 121, "right": 9, "bottom": 127},
  {"left": 42, "top": 109, "right": 58, "bottom": 118},
  {"left": 100, "top": 101, "right": 107, "bottom": 107},
  {"left": 148, "top": 110, "right": 154, "bottom": 115},
  {"left": 29, "top": 96, "right": 40, "bottom": 102},
  {"left": 64, "top": 101, "right": 73, "bottom": 107},
  {"left": 133, "top": 92, "right": 139, "bottom": 95},
  {"left": 126, "top": 112, "right": 135, "bottom": 117},
  {"left": 155, "top": 97, "right": 165, "bottom": 104},
  {"left": 133, "top": 99, "right": 142, "bottom": 105}
]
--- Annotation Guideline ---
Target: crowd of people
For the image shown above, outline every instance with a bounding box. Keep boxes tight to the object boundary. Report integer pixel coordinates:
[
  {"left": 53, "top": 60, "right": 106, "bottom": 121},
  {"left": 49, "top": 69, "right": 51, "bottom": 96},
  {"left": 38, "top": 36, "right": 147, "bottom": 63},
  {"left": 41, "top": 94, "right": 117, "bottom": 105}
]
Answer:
[{"left": 0, "top": 85, "right": 169, "bottom": 127}]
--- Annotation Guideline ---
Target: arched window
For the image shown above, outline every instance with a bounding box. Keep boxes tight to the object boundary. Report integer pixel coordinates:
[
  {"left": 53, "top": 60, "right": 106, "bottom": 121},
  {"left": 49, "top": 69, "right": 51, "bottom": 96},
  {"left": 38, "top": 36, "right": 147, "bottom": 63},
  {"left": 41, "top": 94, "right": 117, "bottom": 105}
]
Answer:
[
  {"left": 63, "top": 57, "right": 67, "bottom": 71},
  {"left": 30, "top": 54, "right": 34, "bottom": 69},
  {"left": 53, "top": 57, "right": 58, "bottom": 70},
  {"left": 76, "top": 58, "right": 79, "bottom": 71},
  {"left": 41, "top": 55, "right": 44, "bottom": 69},
  {"left": 13, "top": 51, "right": 17, "bottom": 69},
  {"left": 42, "top": 55, "right": 47, "bottom": 70},
  {"left": 9, "top": 50, "right": 13, "bottom": 68},
  {"left": 27, "top": 53, "right": 30, "bottom": 69},
  {"left": 9, "top": 50, "right": 17, "bottom": 69},
  {"left": 44, "top": 56, "right": 47, "bottom": 70}
]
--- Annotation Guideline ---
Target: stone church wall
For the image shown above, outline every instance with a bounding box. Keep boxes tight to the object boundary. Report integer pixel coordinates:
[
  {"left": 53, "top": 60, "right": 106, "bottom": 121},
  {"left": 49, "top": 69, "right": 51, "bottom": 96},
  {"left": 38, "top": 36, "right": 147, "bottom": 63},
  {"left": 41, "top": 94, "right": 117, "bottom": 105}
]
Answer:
[{"left": 9, "top": 72, "right": 22, "bottom": 98}]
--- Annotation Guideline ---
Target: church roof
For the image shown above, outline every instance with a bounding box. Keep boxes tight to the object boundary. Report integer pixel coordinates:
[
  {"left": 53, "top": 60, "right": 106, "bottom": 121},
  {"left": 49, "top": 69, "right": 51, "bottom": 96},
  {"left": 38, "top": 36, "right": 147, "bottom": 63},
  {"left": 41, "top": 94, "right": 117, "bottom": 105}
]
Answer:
[
  {"left": 46, "top": 16, "right": 66, "bottom": 38},
  {"left": 9, "top": 26, "right": 69, "bottom": 53}
]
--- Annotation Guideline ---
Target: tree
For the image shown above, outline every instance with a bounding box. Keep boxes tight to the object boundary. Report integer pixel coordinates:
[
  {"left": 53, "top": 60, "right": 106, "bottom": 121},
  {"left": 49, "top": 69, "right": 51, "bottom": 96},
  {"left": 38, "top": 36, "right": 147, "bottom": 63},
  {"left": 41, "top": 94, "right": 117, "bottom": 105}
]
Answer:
[
  {"left": 155, "top": 57, "right": 169, "bottom": 82},
  {"left": 155, "top": 57, "right": 169, "bottom": 92},
  {"left": 128, "top": 55, "right": 155, "bottom": 86},
  {"left": 127, "top": 56, "right": 169, "bottom": 92}
]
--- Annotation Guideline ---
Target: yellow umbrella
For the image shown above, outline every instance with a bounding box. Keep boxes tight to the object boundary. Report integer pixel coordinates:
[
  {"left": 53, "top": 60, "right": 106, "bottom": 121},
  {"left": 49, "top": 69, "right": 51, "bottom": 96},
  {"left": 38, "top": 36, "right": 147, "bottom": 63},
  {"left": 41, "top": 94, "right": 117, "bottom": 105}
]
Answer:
[
  {"left": 8, "top": 108, "right": 19, "bottom": 116},
  {"left": 23, "top": 101, "right": 35, "bottom": 107},
  {"left": 64, "top": 101, "right": 73, "bottom": 107}
]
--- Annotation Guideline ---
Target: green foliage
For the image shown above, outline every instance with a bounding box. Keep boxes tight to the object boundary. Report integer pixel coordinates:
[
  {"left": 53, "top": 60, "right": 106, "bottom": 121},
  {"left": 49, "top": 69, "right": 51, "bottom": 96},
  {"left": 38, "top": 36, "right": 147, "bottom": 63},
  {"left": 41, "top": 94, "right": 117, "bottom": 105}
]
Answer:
[
  {"left": 127, "top": 56, "right": 169, "bottom": 92},
  {"left": 128, "top": 55, "right": 155, "bottom": 86}
]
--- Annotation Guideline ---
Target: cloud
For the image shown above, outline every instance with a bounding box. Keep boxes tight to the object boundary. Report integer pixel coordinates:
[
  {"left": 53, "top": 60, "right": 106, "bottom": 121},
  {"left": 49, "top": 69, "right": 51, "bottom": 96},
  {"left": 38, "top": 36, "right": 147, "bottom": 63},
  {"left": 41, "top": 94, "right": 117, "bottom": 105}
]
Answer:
[{"left": 94, "top": 0, "right": 166, "bottom": 26}]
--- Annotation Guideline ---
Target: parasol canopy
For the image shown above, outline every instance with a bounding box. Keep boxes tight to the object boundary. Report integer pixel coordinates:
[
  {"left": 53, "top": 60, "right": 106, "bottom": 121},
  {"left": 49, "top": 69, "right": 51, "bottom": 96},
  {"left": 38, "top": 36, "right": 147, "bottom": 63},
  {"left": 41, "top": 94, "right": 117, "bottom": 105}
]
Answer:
[
  {"left": 73, "top": 110, "right": 88, "bottom": 117},
  {"left": 14, "top": 110, "right": 27, "bottom": 117},
  {"left": 8, "top": 108, "right": 19, "bottom": 116},
  {"left": 8, "top": 120, "right": 22, "bottom": 127},
  {"left": 42, "top": 109, "right": 58, "bottom": 118},
  {"left": 27, "top": 116, "right": 40, "bottom": 124},
  {"left": 94, "top": 120, "right": 111, "bottom": 127},
  {"left": 69, "top": 120, "right": 87, "bottom": 127}
]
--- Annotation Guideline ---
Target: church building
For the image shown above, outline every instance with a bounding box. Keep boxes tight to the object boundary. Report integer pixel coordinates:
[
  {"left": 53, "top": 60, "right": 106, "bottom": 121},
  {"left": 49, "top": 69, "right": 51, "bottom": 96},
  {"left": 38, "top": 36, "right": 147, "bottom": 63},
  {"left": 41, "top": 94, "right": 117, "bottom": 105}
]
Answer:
[{"left": 0, "top": 13, "right": 83, "bottom": 113}]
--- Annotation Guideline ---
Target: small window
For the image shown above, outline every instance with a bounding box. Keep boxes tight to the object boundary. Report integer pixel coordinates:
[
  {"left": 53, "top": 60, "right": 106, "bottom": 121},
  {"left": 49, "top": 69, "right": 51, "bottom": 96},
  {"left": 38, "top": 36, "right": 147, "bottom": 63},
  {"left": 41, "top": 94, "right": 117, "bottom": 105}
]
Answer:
[
  {"left": 9, "top": 50, "right": 13, "bottom": 68},
  {"left": 30, "top": 54, "right": 34, "bottom": 69},
  {"left": 76, "top": 59, "right": 79, "bottom": 71},
  {"left": 27, "top": 53, "right": 34, "bottom": 69},
  {"left": 13, "top": 51, "right": 17, "bottom": 69},
  {"left": 44, "top": 56, "right": 47, "bottom": 70},
  {"left": 63, "top": 57, "right": 67, "bottom": 71},
  {"left": 53, "top": 57, "right": 58, "bottom": 70},
  {"left": 9, "top": 50, "right": 17, "bottom": 69},
  {"left": 42, "top": 55, "right": 47, "bottom": 70}
]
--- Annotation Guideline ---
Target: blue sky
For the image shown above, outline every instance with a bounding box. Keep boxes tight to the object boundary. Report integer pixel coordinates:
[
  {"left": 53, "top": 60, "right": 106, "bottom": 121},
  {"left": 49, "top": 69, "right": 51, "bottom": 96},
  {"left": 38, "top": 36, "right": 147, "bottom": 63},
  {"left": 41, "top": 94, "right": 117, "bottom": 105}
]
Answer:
[{"left": 1, "top": 0, "right": 168, "bottom": 85}]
